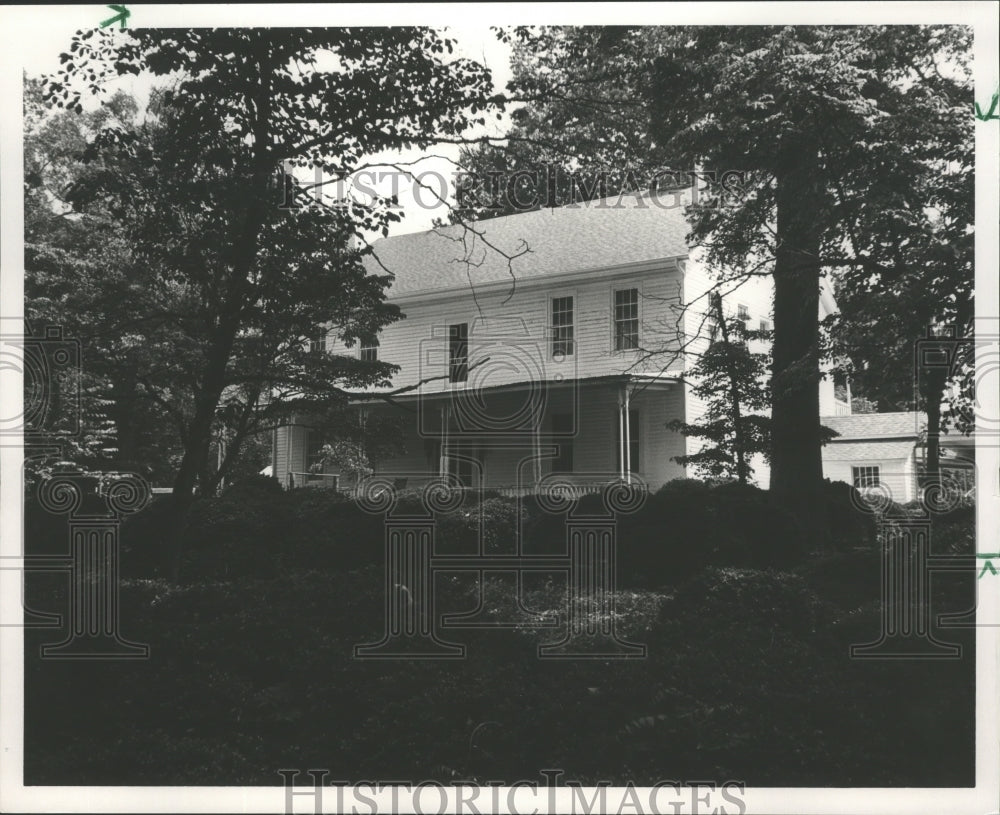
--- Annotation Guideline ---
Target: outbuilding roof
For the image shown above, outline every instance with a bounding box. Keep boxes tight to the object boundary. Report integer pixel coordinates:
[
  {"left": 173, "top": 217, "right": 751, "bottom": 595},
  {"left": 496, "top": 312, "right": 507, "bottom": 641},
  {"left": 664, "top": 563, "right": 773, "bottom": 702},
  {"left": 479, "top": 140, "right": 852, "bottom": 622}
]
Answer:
[
  {"left": 822, "top": 439, "right": 918, "bottom": 462},
  {"left": 822, "top": 411, "right": 925, "bottom": 441}
]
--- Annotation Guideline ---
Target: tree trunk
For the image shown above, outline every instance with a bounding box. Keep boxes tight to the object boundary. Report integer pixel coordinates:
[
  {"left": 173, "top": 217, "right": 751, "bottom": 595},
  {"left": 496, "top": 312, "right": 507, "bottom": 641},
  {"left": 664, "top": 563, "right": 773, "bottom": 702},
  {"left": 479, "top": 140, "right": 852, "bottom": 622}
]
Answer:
[
  {"left": 164, "top": 49, "right": 278, "bottom": 581},
  {"left": 769, "top": 147, "right": 826, "bottom": 529},
  {"left": 166, "top": 341, "right": 234, "bottom": 581},
  {"left": 923, "top": 365, "right": 947, "bottom": 488},
  {"left": 110, "top": 376, "right": 140, "bottom": 471}
]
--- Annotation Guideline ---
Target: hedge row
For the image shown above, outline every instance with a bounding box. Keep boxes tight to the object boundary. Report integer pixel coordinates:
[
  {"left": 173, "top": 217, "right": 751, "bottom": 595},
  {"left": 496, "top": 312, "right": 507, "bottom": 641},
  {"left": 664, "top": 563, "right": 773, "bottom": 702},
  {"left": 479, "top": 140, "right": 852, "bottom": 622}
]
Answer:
[{"left": 21, "top": 476, "right": 880, "bottom": 585}]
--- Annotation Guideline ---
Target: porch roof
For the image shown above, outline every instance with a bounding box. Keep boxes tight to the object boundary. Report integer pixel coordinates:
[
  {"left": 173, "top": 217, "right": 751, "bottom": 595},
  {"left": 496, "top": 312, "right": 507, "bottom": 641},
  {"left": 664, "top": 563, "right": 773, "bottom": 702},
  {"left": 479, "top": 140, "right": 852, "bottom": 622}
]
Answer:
[{"left": 347, "top": 373, "right": 680, "bottom": 405}]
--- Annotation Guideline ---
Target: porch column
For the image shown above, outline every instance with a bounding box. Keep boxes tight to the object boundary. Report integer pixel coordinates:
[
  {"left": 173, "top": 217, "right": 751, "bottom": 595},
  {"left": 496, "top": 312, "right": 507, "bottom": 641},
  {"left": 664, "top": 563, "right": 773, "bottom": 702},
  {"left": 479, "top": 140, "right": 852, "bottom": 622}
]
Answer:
[
  {"left": 623, "top": 386, "right": 632, "bottom": 485},
  {"left": 617, "top": 387, "right": 626, "bottom": 482},
  {"left": 532, "top": 394, "right": 542, "bottom": 486},
  {"left": 285, "top": 422, "right": 293, "bottom": 488},
  {"left": 439, "top": 405, "right": 450, "bottom": 478}
]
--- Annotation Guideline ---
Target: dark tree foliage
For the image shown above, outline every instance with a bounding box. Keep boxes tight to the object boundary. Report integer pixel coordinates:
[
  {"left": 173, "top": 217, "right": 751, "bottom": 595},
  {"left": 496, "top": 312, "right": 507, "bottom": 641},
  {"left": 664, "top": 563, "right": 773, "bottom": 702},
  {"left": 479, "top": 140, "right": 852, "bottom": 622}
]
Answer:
[{"left": 42, "top": 28, "right": 499, "bottom": 577}]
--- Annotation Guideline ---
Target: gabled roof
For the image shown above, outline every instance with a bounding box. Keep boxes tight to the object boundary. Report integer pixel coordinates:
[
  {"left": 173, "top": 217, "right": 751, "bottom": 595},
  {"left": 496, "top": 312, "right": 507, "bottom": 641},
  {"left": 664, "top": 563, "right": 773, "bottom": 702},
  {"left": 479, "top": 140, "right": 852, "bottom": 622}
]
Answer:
[
  {"left": 364, "top": 194, "right": 691, "bottom": 298},
  {"left": 822, "top": 411, "right": 924, "bottom": 441}
]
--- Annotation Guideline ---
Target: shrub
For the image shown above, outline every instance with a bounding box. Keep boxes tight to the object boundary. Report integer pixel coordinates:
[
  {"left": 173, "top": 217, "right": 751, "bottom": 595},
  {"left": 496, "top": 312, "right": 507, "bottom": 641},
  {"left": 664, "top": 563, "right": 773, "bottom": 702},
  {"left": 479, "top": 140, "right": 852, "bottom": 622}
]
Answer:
[
  {"left": 796, "top": 549, "right": 881, "bottom": 612},
  {"left": 931, "top": 504, "right": 976, "bottom": 554},
  {"left": 617, "top": 479, "right": 805, "bottom": 587},
  {"left": 220, "top": 473, "right": 283, "bottom": 502},
  {"left": 283, "top": 489, "right": 383, "bottom": 572},
  {"left": 120, "top": 495, "right": 176, "bottom": 577},
  {"left": 436, "top": 497, "right": 524, "bottom": 554},
  {"left": 518, "top": 494, "right": 567, "bottom": 556},
  {"left": 817, "top": 479, "right": 879, "bottom": 551},
  {"left": 670, "top": 566, "right": 827, "bottom": 637},
  {"left": 709, "top": 481, "right": 804, "bottom": 563},
  {"left": 181, "top": 496, "right": 288, "bottom": 580}
]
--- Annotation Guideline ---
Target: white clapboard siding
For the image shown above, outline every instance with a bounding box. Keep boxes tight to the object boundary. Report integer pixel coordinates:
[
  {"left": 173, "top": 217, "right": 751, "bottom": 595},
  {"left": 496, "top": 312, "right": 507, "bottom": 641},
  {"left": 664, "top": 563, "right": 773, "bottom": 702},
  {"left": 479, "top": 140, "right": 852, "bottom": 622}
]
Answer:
[
  {"left": 275, "top": 247, "right": 796, "bottom": 491},
  {"left": 324, "top": 261, "right": 687, "bottom": 394},
  {"left": 274, "top": 423, "right": 309, "bottom": 487}
]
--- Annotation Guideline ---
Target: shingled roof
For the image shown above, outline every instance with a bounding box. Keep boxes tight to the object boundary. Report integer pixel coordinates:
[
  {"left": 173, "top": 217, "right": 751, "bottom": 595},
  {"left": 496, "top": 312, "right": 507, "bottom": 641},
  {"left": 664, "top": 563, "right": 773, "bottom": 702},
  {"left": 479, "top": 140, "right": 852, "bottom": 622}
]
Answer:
[
  {"left": 822, "top": 411, "right": 925, "bottom": 441},
  {"left": 364, "top": 195, "right": 692, "bottom": 298},
  {"left": 822, "top": 439, "right": 918, "bottom": 462}
]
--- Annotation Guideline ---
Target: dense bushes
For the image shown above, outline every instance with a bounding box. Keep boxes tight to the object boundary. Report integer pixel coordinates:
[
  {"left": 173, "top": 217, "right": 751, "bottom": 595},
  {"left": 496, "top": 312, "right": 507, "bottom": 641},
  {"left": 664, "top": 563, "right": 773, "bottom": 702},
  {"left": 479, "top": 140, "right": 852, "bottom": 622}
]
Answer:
[
  {"left": 669, "top": 566, "right": 828, "bottom": 637},
  {"left": 436, "top": 498, "right": 526, "bottom": 554},
  {"left": 120, "top": 485, "right": 379, "bottom": 581},
  {"left": 24, "top": 552, "right": 976, "bottom": 786},
  {"left": 111, "top": 477, "right": 886, "bottom": 586},
  {"left": 219, "top": 473, "right": 283, "bottom": 501},
  {"left": 817, "top": 478, "right": 879, "bottom": 550},
  {"left": 22, "top": 472, "right": 978, "bottom": 786},
  {"left": 616, "top": 479, "right": 806, "bottom": 587}
]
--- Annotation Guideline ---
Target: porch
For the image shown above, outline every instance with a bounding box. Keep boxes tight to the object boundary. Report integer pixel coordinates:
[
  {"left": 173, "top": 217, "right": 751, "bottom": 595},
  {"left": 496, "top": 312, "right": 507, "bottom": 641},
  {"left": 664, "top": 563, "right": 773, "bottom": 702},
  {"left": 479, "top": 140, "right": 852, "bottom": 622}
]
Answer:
[{"left": 275, "top": 376, "right": 687, "bottom": 493}]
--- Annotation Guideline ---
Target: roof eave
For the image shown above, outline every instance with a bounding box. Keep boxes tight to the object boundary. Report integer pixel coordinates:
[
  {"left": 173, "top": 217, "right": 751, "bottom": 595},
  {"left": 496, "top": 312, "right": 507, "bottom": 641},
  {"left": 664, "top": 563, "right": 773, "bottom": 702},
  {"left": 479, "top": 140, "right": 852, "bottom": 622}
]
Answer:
[{"left": 383, "top": 254, "right": 689, "bottom": 305}]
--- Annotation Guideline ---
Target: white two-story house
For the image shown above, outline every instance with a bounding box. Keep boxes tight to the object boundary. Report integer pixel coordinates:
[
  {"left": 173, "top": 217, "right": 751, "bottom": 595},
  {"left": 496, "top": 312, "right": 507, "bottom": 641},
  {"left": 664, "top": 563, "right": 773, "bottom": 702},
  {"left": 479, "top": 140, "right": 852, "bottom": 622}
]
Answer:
[{"left": 272, "top": 192, "right": 846, "bottom": 493}]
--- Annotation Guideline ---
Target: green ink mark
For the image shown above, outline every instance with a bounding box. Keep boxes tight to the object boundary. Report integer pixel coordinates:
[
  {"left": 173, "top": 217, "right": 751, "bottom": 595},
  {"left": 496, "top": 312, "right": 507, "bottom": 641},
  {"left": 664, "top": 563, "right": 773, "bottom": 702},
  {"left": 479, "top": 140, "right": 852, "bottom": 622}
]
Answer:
[
  {"left": 974, "top": 90, "right": 999, "bottom": 121},
  {"left": 977, "top": 553, "right": 1000, "bottom": 579},
  {"left": 100, "top": 4, "right": 130, "bottom": 29}
]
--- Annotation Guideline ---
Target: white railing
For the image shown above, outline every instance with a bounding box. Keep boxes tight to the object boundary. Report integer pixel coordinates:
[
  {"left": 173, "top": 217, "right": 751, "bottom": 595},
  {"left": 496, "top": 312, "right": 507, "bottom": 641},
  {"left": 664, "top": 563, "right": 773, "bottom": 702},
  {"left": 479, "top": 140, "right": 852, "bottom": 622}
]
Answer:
[
  {"left": 495, "top": 481, "right": 611, "bottom": 499},
  {"left": 287, "top": 472, "right": 340, "bottom": 489},
  {"left": 286, "top": 474, "right": 644, "bottom": 501}
]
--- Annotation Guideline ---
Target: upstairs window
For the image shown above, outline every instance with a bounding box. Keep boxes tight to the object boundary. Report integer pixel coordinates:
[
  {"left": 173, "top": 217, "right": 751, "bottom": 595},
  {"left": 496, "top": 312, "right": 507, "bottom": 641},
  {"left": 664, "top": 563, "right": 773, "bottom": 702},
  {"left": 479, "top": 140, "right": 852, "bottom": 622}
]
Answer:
[
  {"left": 551, "top": 296, "right": 575, "bottom": 357},
  {"left": 449, "top": 322, "right": 469, "bottom": 383},
  {"left": 758, "top": 319, "right": 770, "bottom": 333},
  {"left": 309, "top": 330, "right": 327, "bottom": 354},
  {"left": 737, "top": 304, "right": 750, "bottom": 325},
  {"left": 706, "top": 313, "right": 719, "bottom": 343},
  {"left": 613, "top": 288, "right": 639, "bottom": 351},
  {"left": 360, "top": 335, "right": 379, "bottom": 362}
]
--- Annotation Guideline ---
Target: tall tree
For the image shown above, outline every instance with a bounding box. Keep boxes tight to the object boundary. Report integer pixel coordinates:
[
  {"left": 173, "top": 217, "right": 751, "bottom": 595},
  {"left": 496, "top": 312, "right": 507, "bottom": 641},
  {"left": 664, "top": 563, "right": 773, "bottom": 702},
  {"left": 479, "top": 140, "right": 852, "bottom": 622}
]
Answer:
[
  {"left": 825, "top": 76, "right": 974, "bottom": 483},
  {"left": 483, "top": 25, "right": 972, "bottom": 519},
  {"left": 44, "top": 29, "right": 498, "bottom": 577},
  {"left": 24, "top": 81, "right": 178, "bottom": 477},
  {"left": 667, "top": 293, "right": 772, "bottom": 485}
]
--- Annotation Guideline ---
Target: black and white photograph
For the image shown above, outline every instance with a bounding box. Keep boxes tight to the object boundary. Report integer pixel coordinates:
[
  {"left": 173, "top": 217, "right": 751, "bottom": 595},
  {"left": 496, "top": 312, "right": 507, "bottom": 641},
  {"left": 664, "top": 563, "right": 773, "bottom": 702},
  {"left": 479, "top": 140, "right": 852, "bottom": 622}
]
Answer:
[{"left": 1, "top": 3, "right": 998, "bottom": 813}]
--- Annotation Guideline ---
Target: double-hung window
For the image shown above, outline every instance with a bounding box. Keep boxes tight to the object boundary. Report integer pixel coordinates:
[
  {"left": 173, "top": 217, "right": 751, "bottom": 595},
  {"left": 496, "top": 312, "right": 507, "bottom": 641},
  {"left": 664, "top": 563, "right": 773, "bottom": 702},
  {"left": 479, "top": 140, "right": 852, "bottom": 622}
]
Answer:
[
  {"left": 309, "top": 330, "right": 327, "bottom": 354},
  {"left": 449, "top": 323, "right": 469, "bottom": 383},
  {"left": 551, "top": 296, "right": 574, "bottom": 357},
  {"left": 613, "top": 288, "right": 639, "bottom": 351},
  {"left": 360, "top": 335, "right": 379, "bottom": 362}
]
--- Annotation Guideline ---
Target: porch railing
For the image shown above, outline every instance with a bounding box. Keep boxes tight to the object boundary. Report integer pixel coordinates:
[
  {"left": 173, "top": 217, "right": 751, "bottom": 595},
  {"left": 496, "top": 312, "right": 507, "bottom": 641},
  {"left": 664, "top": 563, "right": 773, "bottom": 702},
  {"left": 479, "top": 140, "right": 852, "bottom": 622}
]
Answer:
[
  {"left": 287, "top": 471, "right": 341, "bottom": 489},
  {"left": 285, "top": 475, "right": 641, "bottom": 501}
]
